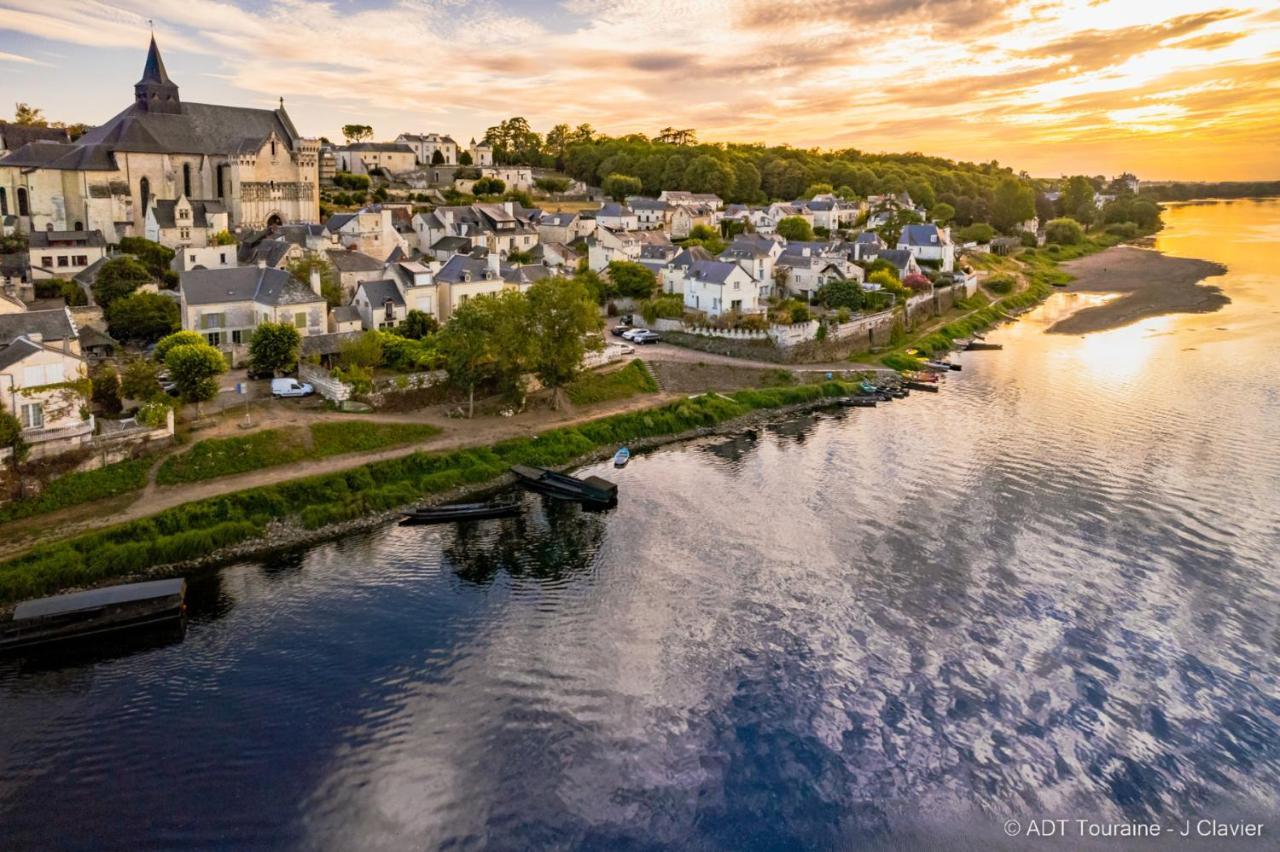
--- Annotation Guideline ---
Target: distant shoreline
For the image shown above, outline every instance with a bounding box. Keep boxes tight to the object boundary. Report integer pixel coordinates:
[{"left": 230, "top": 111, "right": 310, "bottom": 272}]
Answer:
[{"left": 1046, "top": 245, "right": 1229, "bottom": 335}]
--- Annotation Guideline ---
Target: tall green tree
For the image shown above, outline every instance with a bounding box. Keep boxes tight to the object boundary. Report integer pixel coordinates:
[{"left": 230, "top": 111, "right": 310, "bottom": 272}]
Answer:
[
  {"left": 438, "top": 299, "right": 496, "bottom": 418},
  {"left": 154, "top": 331, "right": 206, "bottom": 362},
  {"left": 990, "top": 177, "right": 1036, "bottom": 233},
  {"left": 602, "top": 173, "right": 642, "bottom": 201},
  {"left": 606, "top": 260, "right": 657, "bottom": 299},
  {"left": 1062, "top": 176, "right": 1096, "bottom": 223},
  {"left": 288, "top": 256, "right": 342, "bottom": 308},
  {"left": 91, "top": 364, "right": 123, "bottom": 415},
  {"left": 120, "top": 358, "right": 162, "bottom": 401},
  {"left": 106, "top": 291, "right": 180, "bottom": 344},
  {"left": 776, "top": 216, "right": 814, "bottom": 242},
  {"left": 0, "top": 411, "right": 28, "bottom": 468},
  {"left": 92, "top": 256, "right": 152, "bottom": 310},
  {"left": 525, "top": 276, "right": 602, "bottom": 409},
  {"left": 342, "top": 124, "right": 373, "bottom": 143},
  {"left": 164, "top": 342, "right": 228, "bottom": 405},
  {"left": 248, "top": 322, "right": 302, "bottom": 377}
]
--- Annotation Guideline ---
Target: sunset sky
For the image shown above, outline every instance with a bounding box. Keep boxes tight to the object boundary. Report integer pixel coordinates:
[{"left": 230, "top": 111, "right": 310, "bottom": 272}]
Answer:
[{"left": 1, "top": 0, "right": 1277, "bottom": 181}]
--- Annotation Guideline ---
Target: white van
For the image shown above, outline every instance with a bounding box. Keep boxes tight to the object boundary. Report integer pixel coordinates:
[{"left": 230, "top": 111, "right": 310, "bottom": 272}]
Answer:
[{"left": 271, "top": 378, "right": 314, "bottom": 398}]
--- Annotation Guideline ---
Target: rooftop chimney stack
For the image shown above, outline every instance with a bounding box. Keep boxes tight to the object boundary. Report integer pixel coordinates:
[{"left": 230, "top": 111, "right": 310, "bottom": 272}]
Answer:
[
  {"left": 487, "top": 252, "right": 501, "bottom": 278},
  {"left": 310, "top": 268, "right": 322, "bottom": 297}
]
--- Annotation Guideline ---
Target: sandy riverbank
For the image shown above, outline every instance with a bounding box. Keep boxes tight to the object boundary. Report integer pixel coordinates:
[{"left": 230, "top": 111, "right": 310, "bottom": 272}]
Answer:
[{"left": 1048, "top": 245, "right": 1228, "bottom": 334}]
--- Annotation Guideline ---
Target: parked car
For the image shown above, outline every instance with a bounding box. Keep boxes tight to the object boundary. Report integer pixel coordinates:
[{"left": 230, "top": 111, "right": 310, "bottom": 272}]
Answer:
[
  {"left": 271, "top": 378, "right": 314, "bottom": 398},
  {"left": 155, "top": 371, "right": 179, "bottom": 396},
  {"left": 611, "top": 325, "right": 633, "bottom": 338},
  {"left": 620, "top": 327, "right": 646, "bottom": 341},
  {"left": 615, "top": 343, "right": 636, "bottom": 355},
  {"left": 628, "top": 330, "right": 661, "bottom": 344}
]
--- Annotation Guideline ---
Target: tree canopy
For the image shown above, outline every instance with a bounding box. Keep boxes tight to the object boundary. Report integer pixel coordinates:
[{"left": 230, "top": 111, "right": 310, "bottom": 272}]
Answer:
[
  {"left": 92, "top": 256, "right": 152, "bottom": 310},
  {"left": 776, "top": 216, "right": 814, "bottom": 242},
  {"left": 249, "top": 322, "right": 302, "bottom": 377},
  {"left": 342, "top": 124, "right": 373, "bottom": 143},
  {"left": 164, "top": 342, "right": 227, "bottom": 404},
  {"left": 106, "top": 291, "right": 180, "bottom": 345}
]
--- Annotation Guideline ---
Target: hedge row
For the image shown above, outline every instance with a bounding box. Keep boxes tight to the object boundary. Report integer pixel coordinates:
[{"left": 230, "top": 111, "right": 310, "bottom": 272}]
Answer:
[{"left": 0, "top": 382, "right": 862, "bottom": 604}]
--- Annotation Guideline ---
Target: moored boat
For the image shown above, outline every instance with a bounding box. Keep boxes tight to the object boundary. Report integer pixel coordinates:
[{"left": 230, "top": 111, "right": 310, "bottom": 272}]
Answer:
[
  {"left": 511, "top": 465, "right": 618, "bottom": 506},
  {"left": 401, "top": 499, "right": 521, "bottom": 525},
  {"left": 840, "top": 397, "right": 877, "bottom": 407},
  {"left": 903, "top": 380, "right": 939, "bottom": 392},
  {"left": 613, "top": 447, "right": 631, "bottom": 467},
  {"left": 965, "top": 341, "right": 1003, "bottom": 350},
  {"left": 1, "top": 579, "right": 187, "bottom": 653}
]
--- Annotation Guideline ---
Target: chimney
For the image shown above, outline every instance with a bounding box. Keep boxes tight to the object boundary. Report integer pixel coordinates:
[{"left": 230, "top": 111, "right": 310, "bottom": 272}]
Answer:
[
  {"left": 27, "top": 332, "right": 43, "bottom": 344},
  {"left": 309, "top": 268, "right": 322, "bottom": 297},
  {"left": 487, "top": 252, "right": 501, "bottom": 278},
  {"left": 257, "top": 259, "right": 267, "bottom": 269},
  {"left": 503, "top": 201, "right": 515, "bottom": 216}
]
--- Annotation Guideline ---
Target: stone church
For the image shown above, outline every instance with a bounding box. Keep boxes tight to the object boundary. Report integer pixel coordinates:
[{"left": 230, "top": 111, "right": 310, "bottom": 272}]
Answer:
[{"left": 0, "top": 37, "right": 318, "bottom": 241}]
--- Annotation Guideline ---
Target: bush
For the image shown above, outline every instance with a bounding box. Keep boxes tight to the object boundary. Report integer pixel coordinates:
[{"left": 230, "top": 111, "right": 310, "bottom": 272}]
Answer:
[
  {"left": 1105, "top": 222, "right": 1139, "bottom": 238},
  {"left": 956, "top": 223, "right": 995, "bottom": 243},
  {"left": 106, "top": 291, "right": 180, "bottom": 344},
  {"left": 1019, "top": 231, "right": 1038, "bottom": 247},
  {"left": 984, "top": 274, "right": 1016, "bottom": 295},
  {"left": 1045, "top": 217, "right": 1085, "bottom": 245},
  {"left": 91, "top": 365, "right": 123, "bottom": 415}
]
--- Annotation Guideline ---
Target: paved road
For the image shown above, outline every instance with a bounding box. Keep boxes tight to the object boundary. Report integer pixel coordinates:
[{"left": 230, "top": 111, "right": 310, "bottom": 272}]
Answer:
[{"left": 611, "top": 324, "right": 890, "bottom": 374}]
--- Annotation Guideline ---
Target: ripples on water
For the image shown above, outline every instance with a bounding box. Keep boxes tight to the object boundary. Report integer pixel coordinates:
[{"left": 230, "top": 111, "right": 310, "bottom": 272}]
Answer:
[{"left": 2, "top": 201, "right": 1279, "bottom": 850}]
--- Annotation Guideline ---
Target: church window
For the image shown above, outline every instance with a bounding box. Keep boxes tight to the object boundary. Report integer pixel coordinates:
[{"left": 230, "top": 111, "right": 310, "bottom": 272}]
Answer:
[
  {"left": 0, "top": 188, "right": 6, "bottom": 215},
  {"left": 271, "top": 140, "right": 277, "bottom": 157},
  {"left": 183, "top": 164, "right": 192, "bottom": 198},
  {"left": 138, "top": 178, "right": 150, "bottom": 214},
  {"left": 17, "top": 187, "right": 29, "bottom": 216},
  {"left": 216, "top": 165, "right": 226, "bottom": 199}
]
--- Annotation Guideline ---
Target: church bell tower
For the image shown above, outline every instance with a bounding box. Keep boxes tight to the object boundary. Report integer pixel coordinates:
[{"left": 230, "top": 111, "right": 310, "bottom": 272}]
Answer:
[{"left": 134, "top": 36, "right": 182, "bottom": 114}]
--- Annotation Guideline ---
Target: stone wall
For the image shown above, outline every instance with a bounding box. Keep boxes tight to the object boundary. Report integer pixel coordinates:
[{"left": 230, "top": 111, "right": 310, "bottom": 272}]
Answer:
[{"left": 300, "top": 363, "right": 352, "bottom": 402}]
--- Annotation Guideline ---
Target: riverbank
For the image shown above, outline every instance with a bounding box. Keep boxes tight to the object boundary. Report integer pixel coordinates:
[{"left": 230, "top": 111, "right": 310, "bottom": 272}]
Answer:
[
  {"left": 0, "top": 378, "right": 873, "bottom": 611},
  {"left": 1049, "top": 245, "right": 1228, "bottom": 334}
]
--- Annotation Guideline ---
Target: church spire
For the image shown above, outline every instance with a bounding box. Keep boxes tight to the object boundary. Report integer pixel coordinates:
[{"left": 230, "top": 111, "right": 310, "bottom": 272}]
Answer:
[{"left": 134, "top": 35, "right": 181, "bottom": 114}]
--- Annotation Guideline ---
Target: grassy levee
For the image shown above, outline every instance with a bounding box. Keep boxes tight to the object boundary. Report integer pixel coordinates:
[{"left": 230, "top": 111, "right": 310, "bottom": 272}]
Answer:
[
  {"left": 0, "top": 380, "right": 865, "bottom": 604},
  {"left": 0, "top": 458, "right": 154, "bottom": 525},
  {"left": 565, "top": 359, "right": 658, "bottom": 405}
]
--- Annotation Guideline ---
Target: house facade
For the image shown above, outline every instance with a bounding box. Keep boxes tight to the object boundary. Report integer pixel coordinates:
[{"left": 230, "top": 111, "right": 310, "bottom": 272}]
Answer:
[
  {"left": 897, "top": 224, "right": 955, "bottom": 271},
  {"left": 396, "top": 133, "right": 458, "bottom": 166},
  {"left": 0, "top": 332, "right": 93, "bottom": 460},
  {"left": 683, "top": 260, "right": 761, "bottom": 317},
  {"left": 178, "top": 264, "right": 327, "bottom": 361},
  {"left": 144, "top": 196, "right": 229, "bottom": 249},
  {"left": 0, "top": 37, "right": 318, "bottom": 241},
  {"left": 335, "top": 143, "right": 417, "bottom": 176},
  {"left": 27, "top": 230, "right": 107, "bottom": 281}
]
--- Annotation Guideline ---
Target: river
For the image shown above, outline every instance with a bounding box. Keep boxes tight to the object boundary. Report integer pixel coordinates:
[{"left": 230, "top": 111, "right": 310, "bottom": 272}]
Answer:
[{"left": 2, "top": 199, "right": 1278, "bottom": 850}]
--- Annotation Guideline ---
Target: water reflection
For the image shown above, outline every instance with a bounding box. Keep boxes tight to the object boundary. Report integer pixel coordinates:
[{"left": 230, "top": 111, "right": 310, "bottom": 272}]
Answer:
[
  {"left": 444, "top": 496, "right": 607, "bottom": 585},
  {"left": 0, "top": 200, "right": 1277, "bottom": 849}
]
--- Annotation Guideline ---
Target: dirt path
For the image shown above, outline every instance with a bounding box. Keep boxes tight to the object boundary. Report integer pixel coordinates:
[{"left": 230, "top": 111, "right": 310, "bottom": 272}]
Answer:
[{"left": 0, "top": 392, "right": 681, "bottom": 560}]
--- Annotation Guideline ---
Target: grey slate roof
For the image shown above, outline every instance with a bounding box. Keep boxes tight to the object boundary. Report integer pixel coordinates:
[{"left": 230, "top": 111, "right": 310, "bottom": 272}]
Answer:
[
  {"left": 538, "top": 211, "right": 578, "bottom": 226},
  {"left": 240, "top": 238, "right": 295, "bottom": 268},
  {"left": 436, "top": 254, "right": 497, "bottom": 284},
  {"left": 302, "top": 330, "right": 363, "bottom": 357},
  {"left": 150, "top": 199, "right": 224, "bottom": 229},
  {"left": 596, "top": 203, "right": 634, "bottom": 218},
  {"left": 0, "top": 308, "right": 77, "bottom": 346},
  {"left": 626, "top": 197, "right": 669, "bottom": 211},
  {"left": 180, "top": 266, "right": 321, "bottom": 307},
  {"left": 877, "top": 249, "right": 916, "bottom": 270},
  {"left": 668, "top": 246, "right": 713, "bottom": 268},
  {"left": 0, "top": 336, "right": 43, "bottom": 371},
  {"left": 430, "top": 236, "right": 472, "bottom": 254},
  {"left": 854, "top": 230, "right": 885, "bottom": 245},
  {"left": 345, "top": 142, "right": 415, "bottom": 153},
  {"left": 28, "top": 229, "right": 106, "bottom": 248},
  {"left": 689, "top": 260, "right": 742, "bottom": 285},
  {"left": 332, "top": 306, "right": 360, "bottom": 324},
  {"left": 325, "top": 249, "right": 383, "bottom": 272},
  {"left": 357, "top": 279, "right": 404, "bottom": 307},
  {"left": 899, "top": 224, "right": 945, "bottom": 246}
]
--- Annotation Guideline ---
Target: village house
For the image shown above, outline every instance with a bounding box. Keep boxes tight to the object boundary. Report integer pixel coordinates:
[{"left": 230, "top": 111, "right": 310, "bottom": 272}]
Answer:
[
  {"left": 660, "top": 246, "right": 713, "bottom": 296},
  {"left": 468, "top": 139, "right": 493, "bottom": 166},
  {"left": 381, "top": 259, "right": 439, "bottom": 318},
  {"left": 329, "top": 305, "right": 361, "bottom": 333},
  {"left": 395, "top": 133, "right": 459, "bottom": 166},
  {"left": 874, "top": 249, "right": 922, "bottom": 280},
  {"left": 586, "top": 228, "right": 671, "bottom": 272},
  {"left": 683, "top": 260, "right": 762, "bottom": 318},
  {"left": 534, "top": 210, "right": 591, "bottom": 245},
  {"left": 636, "top": 243, "right": 680, "bottom": 277},
  {"left": 178, "top": 264, "right": 327, "bottom": 361},
  {"left": 775, "top": 242, "right": 864, "bottom": 300},
  {"left": 326, "top": 248, "right": 385, "bottom": 299},
  {"left": 412, "top": 203, "right": 538, "bottom": 260},
  {"left": 851, "top": 230, "right": 887, "bottom": 261},
  {"left": 765, "top": 202, "right": 815, "bottom": 232},
  {"left": 626, "top": 197, "right": 671, "bottom": 230},
  {"left": 433, "top": 253, "right": 508, "bottom": 322},
  {"left": 659, "top": 190, "right": 723, "bottom": 211},
  {"left": 237, "top": 233, "right": 304, "bottom": 270},
  {"left": 482, "top": 166, "right": 533, "bottom": 191},
  {"left": 0, "top": 37, "right": 318, "bottom": 241},
  {"left": 718, "top": 234, "right": 784, "bottom": 298},
  {"left": 594, "top": 202, "right": 638, "bottom": 231},
  {"left": 896, "top": 223, "right": 955, "bottom": 271},
  {"left": 668, "top": 203, "right": 718, "bottom": 239},
  {"left": 335, "top": 142, "right": 417, "bottom": 176},
  {"left": 325, "top": 206, "right": 406, "bottom": 260},
  {"left": 352, "top": 279, "right": 407, "bottom": 330},
  {"left": 174, "top": 244, "right": 238, "bottom": 273},
  {"left": 27, "top": 229, "right": 107, "bottom": 281},
  {"left": 144, "top": 196, "right": 229, "bottom": 249},
  {"left": 533, "top": 241, "right": 580, "bottom": 269},
  {"left": 0, "top": 330, "right": 93, "bottom": 461}
]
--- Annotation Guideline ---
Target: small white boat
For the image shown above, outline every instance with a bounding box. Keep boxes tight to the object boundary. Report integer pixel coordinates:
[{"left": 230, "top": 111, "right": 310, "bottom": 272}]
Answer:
[{"left": 613, "top": 447, "right": 631, "bottom": 468}]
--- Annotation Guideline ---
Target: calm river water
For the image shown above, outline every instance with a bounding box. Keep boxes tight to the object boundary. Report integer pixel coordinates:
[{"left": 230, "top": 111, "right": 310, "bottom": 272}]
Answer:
[{"left": 2, "top": 200, "right": 1278, "bottom": 851}]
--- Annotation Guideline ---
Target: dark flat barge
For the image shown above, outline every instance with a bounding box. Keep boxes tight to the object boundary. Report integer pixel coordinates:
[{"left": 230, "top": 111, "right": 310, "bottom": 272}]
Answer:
[
  {"left": 511, "top": 465, "right": 618, "bottom": 506},
  {"left": 401, "top": 499, "right": 521, "bottom": 525},
  {"left": 1, "top": 578, "right": 187, "bottom": 653}
]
